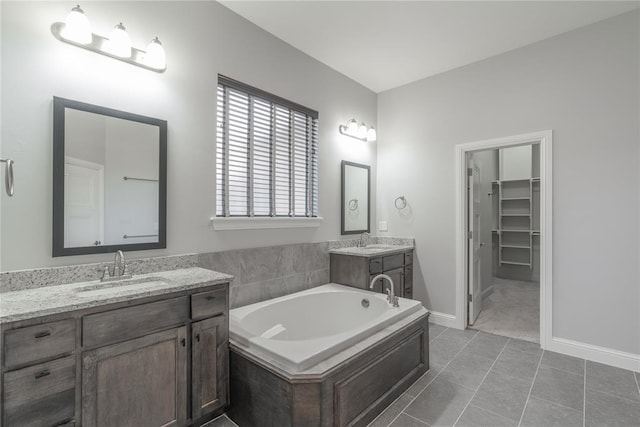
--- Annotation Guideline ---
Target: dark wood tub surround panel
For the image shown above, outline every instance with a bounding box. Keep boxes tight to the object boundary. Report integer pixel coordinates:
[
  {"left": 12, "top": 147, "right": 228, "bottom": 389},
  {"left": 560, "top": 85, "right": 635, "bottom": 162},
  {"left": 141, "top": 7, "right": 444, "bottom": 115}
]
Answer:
[{"left": 229, "top": 311, "right": 429, "bottom": 427}]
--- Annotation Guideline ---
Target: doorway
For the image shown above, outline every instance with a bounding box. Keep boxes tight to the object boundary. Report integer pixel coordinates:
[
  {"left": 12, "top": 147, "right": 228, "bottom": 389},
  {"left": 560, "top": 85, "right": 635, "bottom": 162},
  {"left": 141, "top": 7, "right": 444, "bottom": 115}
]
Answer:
[
  {"left": 454, "top": 131, "right": 552, "bottom": 349},
  {"left": 467, "top": 146, "right": 540, "bottom": 343}
]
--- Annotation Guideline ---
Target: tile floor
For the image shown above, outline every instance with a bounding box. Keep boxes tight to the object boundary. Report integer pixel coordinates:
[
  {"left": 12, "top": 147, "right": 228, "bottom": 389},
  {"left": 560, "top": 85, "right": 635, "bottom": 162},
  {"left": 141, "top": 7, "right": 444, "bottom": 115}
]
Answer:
[
  {"left": 471, "top": 278, "right": 540, "bottom": 344},
  {"left": 205, "top": 324, "right": 640, "bottom": 427}
]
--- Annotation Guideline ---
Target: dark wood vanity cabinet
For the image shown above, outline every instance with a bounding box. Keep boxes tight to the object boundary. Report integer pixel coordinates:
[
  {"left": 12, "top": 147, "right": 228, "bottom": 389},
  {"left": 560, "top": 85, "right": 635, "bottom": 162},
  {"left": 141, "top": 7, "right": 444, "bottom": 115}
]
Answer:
[
  {"left": 1, "top": 282, "right": 229, "bottom": 427},
  {"left": 330, "top": 250, "right": 414, "bottom": 299}
]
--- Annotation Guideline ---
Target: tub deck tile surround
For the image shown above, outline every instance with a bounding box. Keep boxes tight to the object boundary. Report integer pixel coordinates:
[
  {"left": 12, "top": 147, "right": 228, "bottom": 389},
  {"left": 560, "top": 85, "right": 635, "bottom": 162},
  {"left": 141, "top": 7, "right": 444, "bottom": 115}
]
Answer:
[
  {"left": 198, "top": 238, "right": 414, "bottom": 309},
  {"left": 368, "top": 324, "right": 640, "bottom": 427},
  {"left": 0, "top": 267, "right": 232, "bottom": 323}
]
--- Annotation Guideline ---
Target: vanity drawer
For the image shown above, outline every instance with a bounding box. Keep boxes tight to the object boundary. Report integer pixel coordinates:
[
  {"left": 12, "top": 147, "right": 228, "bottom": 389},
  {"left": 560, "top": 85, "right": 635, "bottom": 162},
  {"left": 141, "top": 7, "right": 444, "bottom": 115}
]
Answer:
[
  {"left": 4, "top": 319, "right": 76, "bottom": 370},
  {"left": 404, "top": 252, "right": 413, "bottom": 265},
  {"left": 382, "top": 253, "right": 405, "bottom": 271},
  {"left": 83, "top": 296, "right": 188, "bottom": 348},
  {"left": 3, "top": 356, "right": 75, "bottom": 427},
  {"left": 191, "top": 288, "right": 227, "bottom": 320},
  {"left": 369, "top": 258, "right": 383, "bottom": 274}
]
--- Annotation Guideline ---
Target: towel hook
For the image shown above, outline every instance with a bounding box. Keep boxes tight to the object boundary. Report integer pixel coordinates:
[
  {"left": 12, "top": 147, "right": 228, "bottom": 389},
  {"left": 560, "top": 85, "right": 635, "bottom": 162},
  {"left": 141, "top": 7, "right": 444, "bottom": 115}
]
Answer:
[
  {"left": 394, "top": 195, "right": 407, "bottom": 210},
  {"left": 0, "top": 158, "right": 14, "bottom": 197}
]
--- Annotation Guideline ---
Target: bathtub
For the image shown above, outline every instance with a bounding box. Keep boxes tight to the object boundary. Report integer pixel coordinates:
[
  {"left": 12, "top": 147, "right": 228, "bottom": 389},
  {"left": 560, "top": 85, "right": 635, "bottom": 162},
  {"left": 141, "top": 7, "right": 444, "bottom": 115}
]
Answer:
[{"left": 229, "top": 283, "right": 423, "bottom": 371}]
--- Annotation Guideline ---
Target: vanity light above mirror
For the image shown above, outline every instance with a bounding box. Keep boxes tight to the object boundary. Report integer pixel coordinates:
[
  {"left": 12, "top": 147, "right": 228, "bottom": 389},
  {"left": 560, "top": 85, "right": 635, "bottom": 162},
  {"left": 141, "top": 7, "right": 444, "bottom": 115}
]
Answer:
[
  {"left": 51, "top": 5, "right": 167, "bottom": 72},
  {"left": 338, "top": 119, "right": 377, "bottom": 142}
]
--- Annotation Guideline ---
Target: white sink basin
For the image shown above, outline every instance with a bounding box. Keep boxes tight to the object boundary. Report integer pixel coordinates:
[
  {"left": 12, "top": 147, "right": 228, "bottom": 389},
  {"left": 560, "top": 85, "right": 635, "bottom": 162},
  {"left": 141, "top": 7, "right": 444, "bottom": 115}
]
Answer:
[{"left": 76, "top": 276, "right": 171, "bottom": 297}]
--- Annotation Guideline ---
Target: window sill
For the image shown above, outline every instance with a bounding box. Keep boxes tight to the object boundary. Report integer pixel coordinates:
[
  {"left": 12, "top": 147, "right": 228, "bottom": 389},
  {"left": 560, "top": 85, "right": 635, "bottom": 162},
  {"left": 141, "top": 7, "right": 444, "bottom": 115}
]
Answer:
[{"left": 212, "top": 217, "right": 323, "bottom": 231}]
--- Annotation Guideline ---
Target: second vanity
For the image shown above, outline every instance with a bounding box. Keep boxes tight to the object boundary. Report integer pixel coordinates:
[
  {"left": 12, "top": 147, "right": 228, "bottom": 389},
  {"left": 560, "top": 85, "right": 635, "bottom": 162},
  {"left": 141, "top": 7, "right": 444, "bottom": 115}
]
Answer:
[
  {"left": 330, "top": 244, "right": 414, "bottom": 299},
  {"left": 0, "top": 267, "right": 233, "bottom": 427}
]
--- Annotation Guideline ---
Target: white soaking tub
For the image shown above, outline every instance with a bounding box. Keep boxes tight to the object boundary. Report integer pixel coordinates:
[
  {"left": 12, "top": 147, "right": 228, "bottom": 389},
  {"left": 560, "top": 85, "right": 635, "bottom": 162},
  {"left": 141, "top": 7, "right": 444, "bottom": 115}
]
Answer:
[{"left": 229, "top": 283, "right": 423, "bottom": 371}]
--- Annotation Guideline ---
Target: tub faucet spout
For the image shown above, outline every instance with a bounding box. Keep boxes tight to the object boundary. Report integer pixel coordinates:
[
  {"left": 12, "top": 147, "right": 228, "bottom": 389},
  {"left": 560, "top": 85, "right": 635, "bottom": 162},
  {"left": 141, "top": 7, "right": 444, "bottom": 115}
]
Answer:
[{"left": 370, "top": 274, "right": 399, "bottom": 307}]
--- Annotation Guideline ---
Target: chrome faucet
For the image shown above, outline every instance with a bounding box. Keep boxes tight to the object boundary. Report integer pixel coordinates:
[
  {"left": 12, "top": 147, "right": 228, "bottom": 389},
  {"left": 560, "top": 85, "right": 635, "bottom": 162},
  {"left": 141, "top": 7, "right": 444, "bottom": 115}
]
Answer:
[
  {"left": 357, "top": 231, "right": 370, "bottom": 248},
  {"left": 370, "top": 274, "right": 399, "bottom": 307},
  {"left": 99, "top": 250, "right": 132, "bottom": 282}
]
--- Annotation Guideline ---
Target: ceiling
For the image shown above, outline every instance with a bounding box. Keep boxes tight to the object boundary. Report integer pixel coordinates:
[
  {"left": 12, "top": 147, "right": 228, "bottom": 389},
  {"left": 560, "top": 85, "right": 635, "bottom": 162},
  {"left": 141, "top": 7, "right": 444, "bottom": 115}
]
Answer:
[{"left": 219, "top": 1, "right": 639, "bottom": 93}]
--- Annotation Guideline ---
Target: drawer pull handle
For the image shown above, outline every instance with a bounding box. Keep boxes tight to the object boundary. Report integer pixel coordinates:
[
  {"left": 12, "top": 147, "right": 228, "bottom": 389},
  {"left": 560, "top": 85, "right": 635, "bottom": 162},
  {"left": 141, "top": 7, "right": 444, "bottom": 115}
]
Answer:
[
  {"left": 205, "top": 295, "right": 216, "bottom": 301},
  {"left": 180, "top": 338, "right": 186, "bottom": 347},
  {"left": 195, "top": 334, "right": 200, "bottom": 342},
  {"left": 34, "top": 331, "right": 51, "bottom": 339},
  {"left": 35, "top": 369, "right": 50, "bottom": 379}
]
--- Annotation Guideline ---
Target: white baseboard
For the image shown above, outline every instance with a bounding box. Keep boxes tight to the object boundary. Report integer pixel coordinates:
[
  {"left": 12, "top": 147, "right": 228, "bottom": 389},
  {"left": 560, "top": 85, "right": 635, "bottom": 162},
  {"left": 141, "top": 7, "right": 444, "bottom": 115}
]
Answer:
[
  {"left": 427, "top": 311, "right": 458, "bottom": 328},
  {"left": 549, "top": 337, "right": 640, "bottom": 373}
]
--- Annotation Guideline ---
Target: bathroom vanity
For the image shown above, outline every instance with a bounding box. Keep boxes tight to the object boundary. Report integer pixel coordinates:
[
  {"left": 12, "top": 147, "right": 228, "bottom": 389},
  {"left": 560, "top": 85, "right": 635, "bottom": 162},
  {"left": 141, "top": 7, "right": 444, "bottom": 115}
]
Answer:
[
  {"left": 0, "top": 267, "right": 232, "bottom": 427},
  {"left": 330, "top": 245, "right": 414, "bottom": 299}
]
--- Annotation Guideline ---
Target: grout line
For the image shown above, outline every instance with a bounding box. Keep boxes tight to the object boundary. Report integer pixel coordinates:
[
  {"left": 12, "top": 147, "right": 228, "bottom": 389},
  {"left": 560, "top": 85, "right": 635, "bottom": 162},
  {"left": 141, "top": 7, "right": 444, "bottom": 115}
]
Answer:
[
  {"left": 451, "top": 338, "right": 511, "bottom": 426},
  {"left": 585, "top": 386, "right": 640, "bottom": 404},
  {"left": 516, "top": 346, "right": 545, "bottom": 427},
  {"left": 467, "top": 404, "right": 519, "bottom": 424},
  {"left": 634, "top": 371, "right": 640, "bottom": 396},
  {"left": 384, "top": 329, "right": 479, "bottom": 427},
  {"left": 402, "top": 412, "right": 431, "bottom": 425},
  {"left": 583, "top": 359, "right": 586, "bottom": 427},
  {"left": 429, "top": 324, "right": 448, "bottom": 342},
  {"left": 529, "top": 394, "right": 585, "bottom": 414}
]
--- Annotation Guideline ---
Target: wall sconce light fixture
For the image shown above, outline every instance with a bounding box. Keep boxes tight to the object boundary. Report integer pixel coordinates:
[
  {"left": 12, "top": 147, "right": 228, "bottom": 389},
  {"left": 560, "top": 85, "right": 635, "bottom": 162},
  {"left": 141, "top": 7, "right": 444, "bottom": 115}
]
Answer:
[
  {"left": 339, "top": 118, "right": 377, "bottom": 142},
  {"left": 52, "top": 5, "right": 167, "bottom": 73}
]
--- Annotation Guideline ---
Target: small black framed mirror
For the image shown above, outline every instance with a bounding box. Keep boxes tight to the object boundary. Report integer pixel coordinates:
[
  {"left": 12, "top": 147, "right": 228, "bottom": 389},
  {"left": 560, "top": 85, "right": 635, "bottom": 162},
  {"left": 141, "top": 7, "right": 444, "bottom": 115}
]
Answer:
[
  {"left": 341, "top": 160, "right": 370, "bottom": 235},
  {"left": 52, "top": 97, "right": 167, "bottom": 256}
]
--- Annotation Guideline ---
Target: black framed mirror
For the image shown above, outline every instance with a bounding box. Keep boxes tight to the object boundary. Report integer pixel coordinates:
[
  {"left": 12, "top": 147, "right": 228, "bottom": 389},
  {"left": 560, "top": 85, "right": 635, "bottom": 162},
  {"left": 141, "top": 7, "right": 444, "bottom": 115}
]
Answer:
[
  {"left": 341, "top": 160, "right": 370, "bottom": 235},
  {"left": 52, "top": 97, "right": 167, "bottom": 256}
]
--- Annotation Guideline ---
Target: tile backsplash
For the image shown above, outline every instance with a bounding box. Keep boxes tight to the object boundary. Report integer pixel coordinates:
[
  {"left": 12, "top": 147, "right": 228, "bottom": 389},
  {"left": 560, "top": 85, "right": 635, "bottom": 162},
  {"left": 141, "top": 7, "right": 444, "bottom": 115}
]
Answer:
[{"left": 0, "top": 237, "right": 414, "bottom": 307}]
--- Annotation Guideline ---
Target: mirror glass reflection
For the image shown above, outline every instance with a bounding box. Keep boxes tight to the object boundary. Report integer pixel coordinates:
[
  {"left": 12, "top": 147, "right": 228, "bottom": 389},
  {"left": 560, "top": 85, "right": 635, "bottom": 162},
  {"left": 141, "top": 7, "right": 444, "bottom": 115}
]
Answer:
[
  {"left": 53, "top": 97, "right": 167, "bottom": 256},
  {"left": 341, "top": 160, "right": 370, "bottom": 235}
]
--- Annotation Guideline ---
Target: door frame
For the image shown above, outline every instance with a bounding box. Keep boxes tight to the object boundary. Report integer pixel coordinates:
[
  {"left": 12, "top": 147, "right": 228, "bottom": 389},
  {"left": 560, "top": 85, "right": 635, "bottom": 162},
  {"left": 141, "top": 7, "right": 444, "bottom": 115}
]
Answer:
[{"left": 454, "top": 130, "right": 553, "bottom": 349}]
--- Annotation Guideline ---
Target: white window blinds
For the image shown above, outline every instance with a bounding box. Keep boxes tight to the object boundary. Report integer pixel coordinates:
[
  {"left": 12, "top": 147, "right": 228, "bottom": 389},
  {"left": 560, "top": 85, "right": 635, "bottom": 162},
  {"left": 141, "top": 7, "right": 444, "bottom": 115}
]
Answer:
[{"left": 216, "top": 76, "right": 319, "bottom": 218}]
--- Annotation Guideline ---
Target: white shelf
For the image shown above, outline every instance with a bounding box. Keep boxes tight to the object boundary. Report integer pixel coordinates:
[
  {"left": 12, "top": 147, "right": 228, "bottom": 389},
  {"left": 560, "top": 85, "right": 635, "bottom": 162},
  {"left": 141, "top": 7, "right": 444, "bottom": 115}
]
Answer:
[
  {"left": 501, "top": 197, "right": 530, "bottom": 201},
  {"left": 500, "top": 261, "right": 531, "bottom": 266},
  {"left": 500, "top": 214, "right": 530, "bottom": 217},
  {"left": 501, "top": 244, "right": 530, "bottom": 249},
  {"left": 492, "top": 177, "right": 540, "bottom": 184}
]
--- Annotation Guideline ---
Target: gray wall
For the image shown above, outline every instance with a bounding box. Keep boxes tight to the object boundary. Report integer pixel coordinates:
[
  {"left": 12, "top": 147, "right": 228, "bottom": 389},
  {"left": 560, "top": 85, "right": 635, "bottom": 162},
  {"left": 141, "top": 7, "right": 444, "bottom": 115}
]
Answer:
[
  {"left": 0, "top": 1, "right": 377, "bottom": 271},
  {"left": 377, "top": 11, "right": 640, "bottom": 355}
]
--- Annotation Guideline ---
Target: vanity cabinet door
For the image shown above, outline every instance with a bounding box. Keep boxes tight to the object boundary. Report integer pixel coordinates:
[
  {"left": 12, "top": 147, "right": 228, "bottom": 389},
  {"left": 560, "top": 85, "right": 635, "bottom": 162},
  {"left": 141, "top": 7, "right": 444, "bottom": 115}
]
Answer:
[
  {"left": 385, "top": 268, "right": 404, "bottom": 299},
  {"left": 81, "top": 326, "right": 187, "bottom": 427},
  {"left": 191, "top": 315, "right": 228, "bottom": 421}
]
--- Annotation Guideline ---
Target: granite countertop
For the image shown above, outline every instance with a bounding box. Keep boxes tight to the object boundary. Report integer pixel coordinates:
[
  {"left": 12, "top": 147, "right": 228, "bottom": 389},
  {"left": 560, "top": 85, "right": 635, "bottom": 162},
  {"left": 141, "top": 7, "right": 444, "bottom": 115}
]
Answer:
[
  {"left": 0, "top": 267, "right": 233, "bottom": 324},
  {"left": 329, "top": 244, "right": 414, "bottom": 258}
]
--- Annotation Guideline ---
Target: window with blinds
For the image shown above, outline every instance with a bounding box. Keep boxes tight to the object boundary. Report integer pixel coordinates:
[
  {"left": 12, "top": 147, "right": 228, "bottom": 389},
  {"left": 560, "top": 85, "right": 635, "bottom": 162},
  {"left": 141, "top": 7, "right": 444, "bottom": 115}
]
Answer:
[{"left": 216, "top": 76, "right": 319, "bottom": 218}]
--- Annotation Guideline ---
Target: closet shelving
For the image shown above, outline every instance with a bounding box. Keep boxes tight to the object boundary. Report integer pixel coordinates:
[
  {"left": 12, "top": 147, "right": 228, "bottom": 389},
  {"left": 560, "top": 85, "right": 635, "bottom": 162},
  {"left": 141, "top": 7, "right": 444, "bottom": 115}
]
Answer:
[{"left": 492, "top": 177, "right": 540, "bottom": 268}]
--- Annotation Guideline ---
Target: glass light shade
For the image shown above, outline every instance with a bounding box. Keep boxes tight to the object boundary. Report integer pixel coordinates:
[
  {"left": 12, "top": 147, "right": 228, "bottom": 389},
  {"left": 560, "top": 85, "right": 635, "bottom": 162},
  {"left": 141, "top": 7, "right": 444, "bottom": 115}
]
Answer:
[
  {"left": 358, "top": 123, "right": 368, "bottom": 139},
  {"left": 144, "top": 37, "right": 166, "bottom": 69},
  {"left": 347, "top": 119, "right": 358, "bottom": 135},
  {"left": 61, "top": 5, "right": 92, "bottom": 45},
  {"left": 105, "top": 23, "right": 131, "bottom": 58},
  {"left": 367, "top": 127, "right": 377, "bottom": 142}
]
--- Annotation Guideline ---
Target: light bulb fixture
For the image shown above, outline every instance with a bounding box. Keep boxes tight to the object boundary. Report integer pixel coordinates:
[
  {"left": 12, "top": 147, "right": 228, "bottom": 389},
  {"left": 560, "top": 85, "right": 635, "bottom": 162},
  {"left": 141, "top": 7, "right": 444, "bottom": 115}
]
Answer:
[
  {"left": 144, "top": 37, "right": 166, "bottom": 69},
  {"left": 338, "top": 119, "right": 377, "bottom": 142},
  {"left": 51, "top": 5, "right": 167, "bottom": 72},
  {"left": 105, "top": 22, "right": 131, "bottom": 58},
  {"left": 60, "top": 5, "right": 92, "bottom": 45}
]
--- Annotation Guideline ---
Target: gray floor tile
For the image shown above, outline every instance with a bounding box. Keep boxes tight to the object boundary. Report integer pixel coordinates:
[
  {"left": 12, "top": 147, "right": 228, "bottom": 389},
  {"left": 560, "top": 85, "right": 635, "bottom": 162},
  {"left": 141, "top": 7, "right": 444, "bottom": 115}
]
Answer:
[
  {"left": 586, "top": 360, "right": 640, "bottom": 402},
  {"left": 505, "top": 338, "right": 542, "bottom": 355},
  {"left": 429, "top": 329, "right": 478, "bottom": 365},
  {"left": 405, "top": 377, "right": 475, "bottom": 426},
  {"left": 202, "top": 415, "right": 239, "bottom": 427},
  {"left": 520, "top": 396, "right": 583, "bottom": 427},
  {"left": 470, "top": 370, "right": 532, "bottom": 421},
  {"left": 492, "top": 347, "right": 541, "bottom": 381},
  {"left": 429, "top": 323, "right": 447, "bottom": 341},
  {"left": 369, "top": 394, "right": 413, "bottom": 427},
  {"left": 390, "top": 413, "right": 430, "bottom": 426},
  {"left": 531, "top": 366, "right": 584, "bottom": 412},
  {"left": 585, "top": 388, "right": 640, "bottom": 427},
  {"left": 454, "top": 404, "right": 516, "bottom": 427},
  {"left": 439, "top": 353, "right": 494, "bottom": 390},
  {"left": 540, "top": 351, "right": 584, "bottom": 375},
  {"left": 460, "top": 331, "right": 509, "bottom": 361},
  {"left": 405, "top": 363, "right": 444, "bottom": 398}
]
